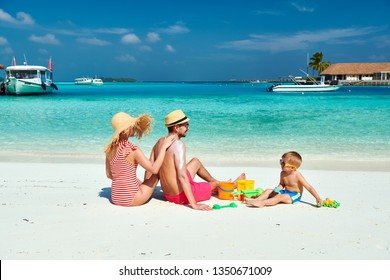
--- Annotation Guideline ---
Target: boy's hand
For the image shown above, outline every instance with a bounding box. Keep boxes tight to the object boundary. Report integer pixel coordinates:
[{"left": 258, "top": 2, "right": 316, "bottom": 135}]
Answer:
[{"left": 316, "top": 199, "right": 323, "bottom": 207}]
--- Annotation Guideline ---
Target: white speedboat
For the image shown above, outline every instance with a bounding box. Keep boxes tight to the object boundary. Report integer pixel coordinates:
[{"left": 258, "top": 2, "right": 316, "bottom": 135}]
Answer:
[
  {"left": 267, "top": 76, "right": 340, "bottom": 92},
  {"left": 74, "top": 77, "right": 93, "bottom": 85},
  {"left": 92, "top": 78, "right": 103, "bottom": 85},
  {"left": 1, "top": 57, "right": 58, "bottom": 95}
]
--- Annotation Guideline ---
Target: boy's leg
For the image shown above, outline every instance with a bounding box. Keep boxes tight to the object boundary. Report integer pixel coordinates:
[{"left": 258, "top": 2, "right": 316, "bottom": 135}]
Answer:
[
  {"left": 246, "top": 188, "right": 273, "bottom": 204},
  {"left": 246, "top": 193, "right": 292, "bottom": 208}
]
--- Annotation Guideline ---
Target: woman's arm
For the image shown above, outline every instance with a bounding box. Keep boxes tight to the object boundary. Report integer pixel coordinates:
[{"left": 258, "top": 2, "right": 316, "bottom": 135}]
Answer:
[
  {"left": 131, "top": 136, "right": 175, "bottom": 174},
  {"left": 105, "top": 156, "right": 112, "bottom": 179}
]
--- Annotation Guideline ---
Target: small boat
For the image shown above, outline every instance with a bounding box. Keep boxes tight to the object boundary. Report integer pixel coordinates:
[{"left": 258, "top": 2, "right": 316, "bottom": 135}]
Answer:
[
  {"left": 74, "top": 77, "right": 93, "bottom": 85},
  {"left": 92, "top": 78, "right": 103, "bottom": 85},
  {"left": 1, "top": 57, "right": 58, "bottom": 95},
  {"left": 267, "top": 75, "right": 340, "bottom": 93}
]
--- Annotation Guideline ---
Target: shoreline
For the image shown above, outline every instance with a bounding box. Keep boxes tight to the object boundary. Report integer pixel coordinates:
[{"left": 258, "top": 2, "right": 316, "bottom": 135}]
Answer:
[
  {"left": 0, "top": 153, "right": 389, "bottom": 172},
  {"left": 1, "top": 161, "right": 389, "bottom": 260}
]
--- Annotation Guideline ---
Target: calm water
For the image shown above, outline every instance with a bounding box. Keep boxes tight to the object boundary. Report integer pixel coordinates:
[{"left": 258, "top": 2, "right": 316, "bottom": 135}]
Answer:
[{"left": 0, "top": 82, "right": 389, "bottom": 165}]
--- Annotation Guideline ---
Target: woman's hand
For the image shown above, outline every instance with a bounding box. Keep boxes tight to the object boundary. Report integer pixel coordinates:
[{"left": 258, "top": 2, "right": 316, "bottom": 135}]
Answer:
[{"left": 162, "top": 135, "right": 176, "bottom": 150}]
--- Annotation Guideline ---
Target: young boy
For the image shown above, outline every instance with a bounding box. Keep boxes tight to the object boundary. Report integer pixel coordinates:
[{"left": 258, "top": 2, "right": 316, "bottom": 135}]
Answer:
[{"left": 246, "top": 151, "right": 323, "bottom": 208}]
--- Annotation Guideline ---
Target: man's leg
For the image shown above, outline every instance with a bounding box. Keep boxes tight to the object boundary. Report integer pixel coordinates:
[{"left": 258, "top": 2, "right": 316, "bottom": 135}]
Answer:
[
  {"left": 187, "top": 157, "right": 216, "bottom": 182},
  {"left": 186, "top": 158, "right": 245, "bottom": 191}
]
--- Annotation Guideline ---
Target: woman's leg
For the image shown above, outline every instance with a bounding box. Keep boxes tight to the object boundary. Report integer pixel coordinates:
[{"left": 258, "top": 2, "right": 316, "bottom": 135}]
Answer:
[{"left": 131, "top": 174, "right": 159, "bottom": 206}]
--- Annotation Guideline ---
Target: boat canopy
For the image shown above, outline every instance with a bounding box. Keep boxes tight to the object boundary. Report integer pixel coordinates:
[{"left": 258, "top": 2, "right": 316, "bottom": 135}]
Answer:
[{"left": 6, "top": 65, "right": 52, "bottom": 80}]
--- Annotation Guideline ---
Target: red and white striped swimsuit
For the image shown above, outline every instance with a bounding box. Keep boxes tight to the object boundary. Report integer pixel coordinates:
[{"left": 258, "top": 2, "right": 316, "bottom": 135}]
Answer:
[{"left": 110, "top": 140, "right": 139, "bottom": 206}]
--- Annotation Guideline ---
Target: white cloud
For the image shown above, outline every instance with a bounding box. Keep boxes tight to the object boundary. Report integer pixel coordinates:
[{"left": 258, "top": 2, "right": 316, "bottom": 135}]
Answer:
[
  {"left": 139, "top": 45, "right": 152, "bottom": 51},
  {"left": 1, "top": 46, "right": 13, "bottom": 55},
  {"left": 375, "top": 35, "right": 390, "bottom": 48},
  {"left": 77, "top": 37, "right": 111, "bottom": 46},
  {"left": 290, "top": 2, "right": 314, "bottom": 13},
  {"left": 16, "top": 12, "right": 35, "bottom": 25},
  {"left": 116, "top": 54, "right": 136, "bottom": 63},
  {"left": 38, "top": 48, "right": 48, "bottom": 55},
  {"left": 252, "top": 10, "right": 281, "bottom": 16},
  {"left": 29, "top": 33, "right": 60, "bottom": 45},
  {"left": 146, "top": 32, "right": 161, "bottom": 43},
  {"left": 121, "top": 33, "right": 141, "bottom": 44},
  {"left": 218, "top": 27, "right": 380, "bottom": 52},
  {"left": 368, "top": 54, "right": 386, "bottom": 61},
  {"left": 95, "top": 28, "right": 130, "bottom": 35},
  {"left": 165, "top": 44, "right": 176, "bottom": 52},
  {"left": 0, "top": 36, "right": 8, "bottom": 45},
  {"left": 0, "top": 9, "right": 35, "bottom": 25},
  {"left": 158, "top": 21, "right": 190, "bottom": 34},
  {"left": 0, "top": 9, "right": 14, "bottom": 23}
]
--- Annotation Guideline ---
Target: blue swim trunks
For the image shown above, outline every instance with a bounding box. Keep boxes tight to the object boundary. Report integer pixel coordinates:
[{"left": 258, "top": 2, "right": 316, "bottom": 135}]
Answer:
[{"left": 279, "top": 189, "right": 301, "bottom": 204}]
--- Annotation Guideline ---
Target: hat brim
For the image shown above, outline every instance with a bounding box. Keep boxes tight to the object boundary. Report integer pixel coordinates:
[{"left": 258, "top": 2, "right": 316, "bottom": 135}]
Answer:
[{"left": 165, "top": 117, "right": 190, "bottom": 127}]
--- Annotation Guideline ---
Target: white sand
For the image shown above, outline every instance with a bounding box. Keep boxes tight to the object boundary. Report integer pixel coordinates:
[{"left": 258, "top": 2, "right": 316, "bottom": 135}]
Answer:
[{"left": 1, "top": 161, "right": 389, "bottom": 260}]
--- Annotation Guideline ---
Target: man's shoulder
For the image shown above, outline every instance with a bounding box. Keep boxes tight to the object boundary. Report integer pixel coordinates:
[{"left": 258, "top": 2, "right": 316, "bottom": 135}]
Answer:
[{"left": 173, "top": 139, "right": 184, "bottom": 147}]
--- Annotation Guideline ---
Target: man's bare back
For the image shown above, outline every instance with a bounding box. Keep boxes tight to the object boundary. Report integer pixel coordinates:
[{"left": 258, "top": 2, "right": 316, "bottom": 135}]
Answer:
[{"left": 152, "top": 137, "right": 184, "bottom": 195}]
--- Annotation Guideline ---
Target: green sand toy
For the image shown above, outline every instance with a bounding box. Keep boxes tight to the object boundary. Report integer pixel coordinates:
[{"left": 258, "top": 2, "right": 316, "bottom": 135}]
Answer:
[
  {"left": 318, "top": 198, "right": 340, "bottom": 208},
  {"left": 233, "top": 188, "right": 264, "bottom": 201},
  {"left": 213, "top": 202, "right": 238, "bottom": 210}
]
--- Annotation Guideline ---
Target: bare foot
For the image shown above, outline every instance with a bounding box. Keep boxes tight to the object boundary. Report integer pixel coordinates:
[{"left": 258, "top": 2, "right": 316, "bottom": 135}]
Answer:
[
  {"left": 226, "top": 173, "right": 246, "bottom": 184},
  {"left": 210, "top": 180, "right": 220, "bottom": 191},
  {"left": 212, "top": 173, "right": 246, "bottom": 191},
  {"left": 234, "top": 172, "right": 246, "bottom": 182},
  {"left": 245, "top": 198, "right": 266, "bottom": 208}
]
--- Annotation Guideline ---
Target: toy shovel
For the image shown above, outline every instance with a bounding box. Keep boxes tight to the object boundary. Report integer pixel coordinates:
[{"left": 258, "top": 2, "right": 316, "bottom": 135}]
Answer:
[{"left": 213, "top": 202, "right": 237, "bottom": 210}]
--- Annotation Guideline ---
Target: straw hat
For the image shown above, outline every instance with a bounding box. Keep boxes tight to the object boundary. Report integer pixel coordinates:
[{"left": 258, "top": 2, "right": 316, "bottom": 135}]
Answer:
[
  {"left": 165, "top": 110, "right": 190, "bottom": 127},
  {"left": 104, "top": 112, "right": 153, "bottom": 153}
]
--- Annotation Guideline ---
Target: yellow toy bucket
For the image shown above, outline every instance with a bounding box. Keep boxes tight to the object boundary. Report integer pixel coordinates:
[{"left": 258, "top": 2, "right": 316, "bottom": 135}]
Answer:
[
  {"left": 218, "top": 182, "right": 235, "bottom": 200},
  {"left": 236, "top": 179, "right": 255, "bottom": 192}
]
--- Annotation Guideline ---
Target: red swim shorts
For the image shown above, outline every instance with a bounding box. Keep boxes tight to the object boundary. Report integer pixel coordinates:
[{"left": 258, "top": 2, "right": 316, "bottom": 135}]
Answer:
[{"left": 164, "top": 170, "right": 212, "bottom": 204}]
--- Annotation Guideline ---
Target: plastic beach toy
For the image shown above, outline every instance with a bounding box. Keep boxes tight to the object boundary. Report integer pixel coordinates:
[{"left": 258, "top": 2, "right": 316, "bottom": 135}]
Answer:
[
  {"left": 213, "top": 202, "right": 238, "bottom": 210},
  {"left": 236, "top": 179, "right": 255, "bottom": 192},
  {"left": 233, "top": 188, "right": 264, "bottom": 201},
  {"left": 217, "top": 182, "right": 235, "bottom": 200},
  {"left": 318, "top": 198, "right": 340, "bottom": 208}
]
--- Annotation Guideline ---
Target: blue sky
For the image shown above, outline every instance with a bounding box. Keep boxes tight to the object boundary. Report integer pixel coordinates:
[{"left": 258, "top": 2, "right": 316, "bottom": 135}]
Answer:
[{"left": 1, "top": 0, "right": 389, "bottom": 81}]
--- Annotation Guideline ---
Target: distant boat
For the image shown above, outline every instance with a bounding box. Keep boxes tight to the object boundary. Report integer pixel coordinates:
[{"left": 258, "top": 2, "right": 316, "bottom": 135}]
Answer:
[
  {"left": 267, "top": 70, "right": 340, "bottom": 93},
  {"left": 92, "top": 78, "right": 103, "bottom": 85},
  {"left": 74, "top": 77, "right": 93, "bottom": 85},
  {"left": 1, "top": 56, "right": 58, "bottom": 95}
]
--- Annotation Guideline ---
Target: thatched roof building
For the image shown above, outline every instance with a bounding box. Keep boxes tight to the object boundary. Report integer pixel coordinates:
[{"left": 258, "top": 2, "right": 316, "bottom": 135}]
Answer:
[{"left": 321, "top": 62, "right": 390, "bottom": 81}]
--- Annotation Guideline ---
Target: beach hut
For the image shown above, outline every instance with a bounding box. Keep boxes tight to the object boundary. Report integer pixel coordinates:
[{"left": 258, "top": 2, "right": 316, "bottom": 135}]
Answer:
[{"left": 321, "top": 62, "right": 390, "bottom": 84}]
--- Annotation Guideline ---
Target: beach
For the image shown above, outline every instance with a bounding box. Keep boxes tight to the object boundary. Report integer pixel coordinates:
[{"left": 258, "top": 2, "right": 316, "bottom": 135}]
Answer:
[
  {"left": 1, "top": 160, "right": 389, "bottom": 260},
  {"left": 1, "top": 83, "right": 389, "bottom": 278}
]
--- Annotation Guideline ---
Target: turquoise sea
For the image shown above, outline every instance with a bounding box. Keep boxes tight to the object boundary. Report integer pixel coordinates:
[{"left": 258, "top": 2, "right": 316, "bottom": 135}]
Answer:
[{"left": 0, "top": 82, "right": 389, "bottom": 166}]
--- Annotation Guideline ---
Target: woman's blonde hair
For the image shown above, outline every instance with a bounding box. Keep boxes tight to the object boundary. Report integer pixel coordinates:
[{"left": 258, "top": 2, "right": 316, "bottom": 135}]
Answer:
[{"left": 104, "top": 112, "right": 153, "bottom": 154}]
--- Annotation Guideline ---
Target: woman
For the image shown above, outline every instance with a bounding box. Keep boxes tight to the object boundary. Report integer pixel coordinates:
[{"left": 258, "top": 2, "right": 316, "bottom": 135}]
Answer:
[{"left": 104, "top": 112, "right": 175, "bottom": 206}]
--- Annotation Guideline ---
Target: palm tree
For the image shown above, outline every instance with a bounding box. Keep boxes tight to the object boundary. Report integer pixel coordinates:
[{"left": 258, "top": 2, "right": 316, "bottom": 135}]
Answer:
[{"left": 309, "top": 52, "right": 330, "bottom": 75}]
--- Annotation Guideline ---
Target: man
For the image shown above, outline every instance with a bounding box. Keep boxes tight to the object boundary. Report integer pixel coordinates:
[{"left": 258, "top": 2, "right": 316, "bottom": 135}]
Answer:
[{"left": 148, "top": 109, "right": 244, "bottom": 211}]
